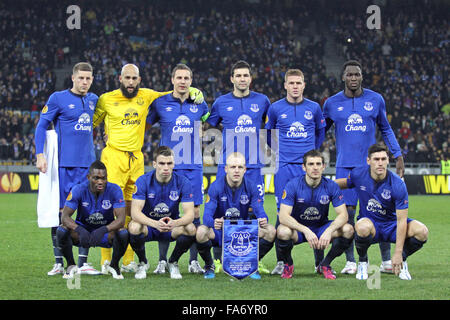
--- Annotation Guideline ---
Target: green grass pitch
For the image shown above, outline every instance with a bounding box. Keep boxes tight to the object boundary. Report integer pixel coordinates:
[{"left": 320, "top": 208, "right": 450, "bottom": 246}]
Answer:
[{"left": 0, "top": 193, "right": 449, "bottom": 300}]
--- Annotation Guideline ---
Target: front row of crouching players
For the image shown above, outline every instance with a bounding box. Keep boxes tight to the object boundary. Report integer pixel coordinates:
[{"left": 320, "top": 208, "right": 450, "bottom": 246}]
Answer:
[{"left": 57, "top": 145, "right": 427, "bottom": 281}]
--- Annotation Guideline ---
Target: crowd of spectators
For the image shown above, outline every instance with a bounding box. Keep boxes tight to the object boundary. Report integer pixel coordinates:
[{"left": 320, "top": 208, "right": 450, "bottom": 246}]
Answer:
[
  {"left": 325, "top": 0, "right": 449, "bottom": 163},
  {"left": 0, "top": 0, "right": 448, "bottom": 166}
]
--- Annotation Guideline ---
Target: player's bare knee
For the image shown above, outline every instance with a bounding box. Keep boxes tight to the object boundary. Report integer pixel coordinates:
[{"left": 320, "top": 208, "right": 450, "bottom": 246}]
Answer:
[
  {"left": 342, "top": 223, "right": 354, "bottom": 239},
  {"left": 355, "top": 219, "right": 372, "bottom": 237},
  {"left": 196, "top": 225, "right": 209, "bottom": 242},
  {"left": 128, "top": 220, "right": 142, "bottom": 235},
  {"left": 277, "top": 224, "right": 292, "bottom": 241},
  {"left": 265, "top": 224, "right": 277, "bottom": 242},
  {"left": 185, "top": 223, "right": 196, "bottom": 236},
  {"left": 416, "top": 223, "right": 429, "bottom": 241}
]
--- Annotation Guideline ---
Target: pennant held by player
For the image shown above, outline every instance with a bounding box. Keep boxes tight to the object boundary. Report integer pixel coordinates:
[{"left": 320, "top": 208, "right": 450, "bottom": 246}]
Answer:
[{"left": 222, "top": 220, "right": 259, "bottom": 280}]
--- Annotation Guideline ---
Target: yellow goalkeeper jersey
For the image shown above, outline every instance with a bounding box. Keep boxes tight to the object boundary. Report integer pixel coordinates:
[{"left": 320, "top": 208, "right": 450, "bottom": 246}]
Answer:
[{"left": 93, "top": 88, "right": 169, "bottom": 152}]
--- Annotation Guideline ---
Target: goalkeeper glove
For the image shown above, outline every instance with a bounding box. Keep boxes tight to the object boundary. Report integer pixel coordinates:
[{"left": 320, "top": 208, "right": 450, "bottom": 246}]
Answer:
[{"left": 188, "top": 87, "right": 205, "bottom": 104}]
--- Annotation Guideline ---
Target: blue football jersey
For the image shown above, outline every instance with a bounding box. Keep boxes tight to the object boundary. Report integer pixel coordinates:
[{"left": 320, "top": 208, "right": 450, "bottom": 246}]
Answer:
[
  {"left": 323, "top": 89, "right": 401, "bottom": 168},
  {"left": 207, "top": 91, "right": 270, "bottom": 168},
  {"left": 203, "top": 176, "right": 268, "bottom": 228},
  {"left": 132, "top": 170, "right": 194, "bottom": 220},
  {"left": 64, "top": 180, "right": 125, "bottom": 232},
  {"left": 147, "top": 94, "right": 209, "bottom": 169},
  {"left": 348, "top": 166, "right": 409, "bottom": 222},
  {"left": 35, "top": 89, "right": 98, "bottom": 167},
  {"left": 265, "top": 97, "right": 325, "bottom": 164},
  {"left": 280, "top": 176, "right": 345, "bottom": 228}
]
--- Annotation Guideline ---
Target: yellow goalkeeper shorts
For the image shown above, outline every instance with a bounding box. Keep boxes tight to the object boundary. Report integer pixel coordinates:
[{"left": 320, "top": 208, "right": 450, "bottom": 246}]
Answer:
[{"left": 100, "top": 145, "right": 145, "bottom": 201}]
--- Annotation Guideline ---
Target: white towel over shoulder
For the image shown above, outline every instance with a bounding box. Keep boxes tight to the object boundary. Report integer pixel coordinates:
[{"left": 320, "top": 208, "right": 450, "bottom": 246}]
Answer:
[{"left": 37, "top": 130, "right": 60, "bottom": 228}]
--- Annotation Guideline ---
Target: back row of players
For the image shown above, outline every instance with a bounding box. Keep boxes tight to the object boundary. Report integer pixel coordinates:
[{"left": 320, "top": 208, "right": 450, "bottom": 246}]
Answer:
[{"left": 36, "top": 60, "right": 428, "bottom": 280}]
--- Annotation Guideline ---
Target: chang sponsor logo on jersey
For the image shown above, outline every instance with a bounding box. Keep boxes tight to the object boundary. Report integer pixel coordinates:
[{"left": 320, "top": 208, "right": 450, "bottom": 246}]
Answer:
[
  {"left": 235, "top": 114, "right": 256, "bottom": 133},
  {"left": 367, "top": 198, "right": 386, "bottom": 215},
  {"left": 300, "top": 207, "right": 321, "bottom": 220},
  {"left": 173, "top": 115, "right": 193, "bottom": 133},
  {"left": 75, "top": 113, "right": 92, "bottom": 132},
  {"left": 121, "top": 108, "right": 141, "bottom": 125},
  {"left": 345, "top": 114, "right": 366, "bottom": 132},
  {"left": 87, "top": 212, "right": 107, "bottom": 225},
  {"left": 149, "top": 202, "right": 171, "bottom": 218},
  {"left": 287, "top": 121, "right": 307, "bottom": 138},
  {"left": 225, "top": 207, "right": 241, "bottom": 219}
]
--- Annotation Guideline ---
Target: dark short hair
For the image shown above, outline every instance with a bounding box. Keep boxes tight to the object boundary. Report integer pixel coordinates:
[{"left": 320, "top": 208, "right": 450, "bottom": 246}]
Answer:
[
  {"left": 342, "top": 60, "right": 362, "bottom": 75},
  {"left": 303, "top": 149, "right": 324, "bottom": 165},
  {"left": 171, "top": 63, "right": 193, "bottom": 79},
  {"left": 73, "top": 62, "right": 93, "bottom": 75},
  {"left": 153, "top": 146, "right": 174, "bottom": 161},
  {"left": 231, "top": 60, "right": 251, "bottom": 77},
  {"left": 89, "top": 160, "right": 106, "bottom": 174},
  {"left": 368, "top": 143, "right": 390, "bottom": 158}
]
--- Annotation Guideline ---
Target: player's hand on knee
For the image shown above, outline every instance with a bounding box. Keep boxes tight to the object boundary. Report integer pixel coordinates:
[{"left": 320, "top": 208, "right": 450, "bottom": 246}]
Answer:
[
  {"left": 89, "top": 226, "right": 109, "bottom": 247},
  {"left": 214, "top": 217, "right": 224, "bottom": 230},
  {"left": 318, "top": 230, "right": 332, "bottom": 250},
  {"left": 75, "top": 225, "right": 91, "bottom": 248},
  {"left": 304, "top": 229, "right": 319, "bottom": 249},
  {"left": 157, "top": 217, "right": 171, "bottom": 232},
  {"left": 258, "top": 218, "right": 268, "bottom": 228}
]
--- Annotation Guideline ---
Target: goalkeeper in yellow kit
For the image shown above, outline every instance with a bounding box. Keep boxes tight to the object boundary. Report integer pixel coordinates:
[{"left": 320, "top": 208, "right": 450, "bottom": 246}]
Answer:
[{"left": 93, "top": 64, "right": 204, "bottom": 273}]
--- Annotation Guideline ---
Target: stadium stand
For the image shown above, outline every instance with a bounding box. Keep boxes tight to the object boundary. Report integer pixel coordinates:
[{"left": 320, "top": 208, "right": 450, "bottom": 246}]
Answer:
[{"left": 0, "top": 0, "right": 448, "bottom": 165}]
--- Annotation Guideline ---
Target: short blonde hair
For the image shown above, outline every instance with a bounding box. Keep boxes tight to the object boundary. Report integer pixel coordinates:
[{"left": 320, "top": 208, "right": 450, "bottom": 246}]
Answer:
[{"left": 284, "top": 69, "right": 304, "bottom": 82}]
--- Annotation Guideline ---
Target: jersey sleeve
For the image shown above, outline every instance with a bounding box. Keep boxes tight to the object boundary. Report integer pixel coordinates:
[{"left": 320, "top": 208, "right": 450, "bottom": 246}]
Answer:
[
  {"left": 329, "top": 180, "right": 345, "bottom": 208},
  {"left": 147, "top": 100, "right": 159, "bottom": 125},
  {"left": 64, "top": 184, "right": 81, "bottom": 210},
  {"left": 393, "top": 178, "right": 409, "bottom": 210},
  {"left": 206, "top": 99, "right": 221, "bottom": 127},
  {"left": 180, "top": 178, "right": 194, "bottom": 203},
  {"left": 376, "top": 95, "right": 402, "bottom": 158},
  {"left": 264, "top": 105, "right": 277, "bottom": 130},
  {"left": 132, "top": 175, "right": 147, "bottom": 201},
  {"left": 200, "top": 101, "right": 210, "bottom": 122},
  {"left": 93, "top": 93, "right": 107, "bottom": 128},
  {"left": 35, "top": 94, "right": 60, "bottom": 154},
  {"left": 280, "top": 179, "right": 296, "bottom": 207},
  {"left": 250, "top": 184, "right": 268, "bottom": 220},
  {"left": 347, "top": 170, "right": 356, "bottom": 189},
  {"left": 111, "top": 184, "right": 126, "bottom": 209},
  {"left": 322, "top": 98, "right": 334, "bottom": 132},
  {"left": 202, "top": 184, "right": 219, "bottom": 228}
]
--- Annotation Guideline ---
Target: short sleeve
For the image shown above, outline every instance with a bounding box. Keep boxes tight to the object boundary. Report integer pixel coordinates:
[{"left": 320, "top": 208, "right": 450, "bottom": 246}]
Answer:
[
  {"left": 280, "top": 179, "right": 296, "bottom": 207},
  {"left": 132, "top": 175, "right": 147, "bottom": 201}
]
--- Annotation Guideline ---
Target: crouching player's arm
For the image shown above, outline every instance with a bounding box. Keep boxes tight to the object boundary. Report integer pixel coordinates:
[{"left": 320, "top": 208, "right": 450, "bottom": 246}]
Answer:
[
  {"left": 318, "top": 204, "right": 348, "bottom": 250},
  {"left": 131, "top": 199, "right": 169, "bottom": 232},
  {"left": 393, "top": 208, "right": 408, "bottom": 275},
  {"left": 279, "top": 204, "right": 319, "bottom": 249},
  {"left": 164, "top": 179, "right": 195, "bottom": 231},
  {"left": 61, "top": 190, "right": 90, "bottom": 248}
]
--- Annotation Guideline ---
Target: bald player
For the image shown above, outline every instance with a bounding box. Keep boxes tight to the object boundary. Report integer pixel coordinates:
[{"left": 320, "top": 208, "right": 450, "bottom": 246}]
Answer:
[{"left": 93, "top": 64, "right": 204, "bottom": 273}]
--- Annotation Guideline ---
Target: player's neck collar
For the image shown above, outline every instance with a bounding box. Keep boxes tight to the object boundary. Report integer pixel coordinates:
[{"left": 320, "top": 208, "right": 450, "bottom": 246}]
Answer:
[
  {"left": 304, "top": 175, "right": 322, "bottom": 189},
  {"left": 343, "top": 87, "right": 364, "bottom": 98},
  {"left": 225, "top": 176, "right": 243, "bottom": 190},
  {"left": 154, "top": 172, "right": 173, "bottom": 186},
  {"left": 285, "top": 97, "right": 304, "bottom": 106},
  {"left": 68, "top": 88, "right": 86, "bottom": 98},
  {"left": 231, "top": 91, "right": 251, "bottom": 99}
]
